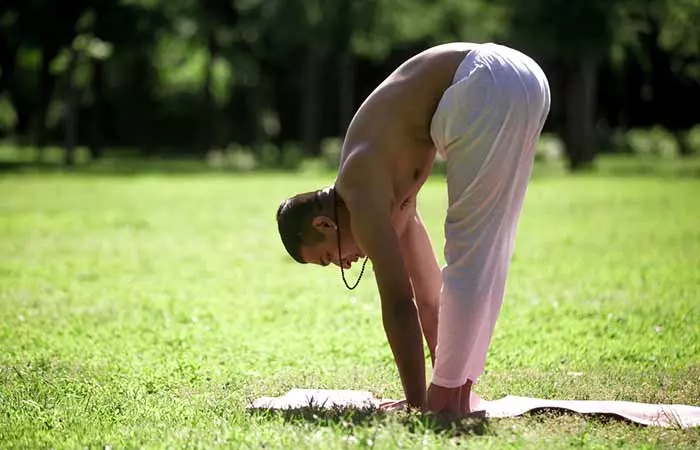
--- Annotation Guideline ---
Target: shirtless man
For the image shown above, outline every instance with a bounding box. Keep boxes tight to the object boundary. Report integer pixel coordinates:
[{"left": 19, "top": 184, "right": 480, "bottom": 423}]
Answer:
[{"left": 276, "top": 42, "right": 550, "bottom": 417}]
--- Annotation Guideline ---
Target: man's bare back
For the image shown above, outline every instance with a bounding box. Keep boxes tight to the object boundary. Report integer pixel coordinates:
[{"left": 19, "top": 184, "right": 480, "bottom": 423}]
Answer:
[{"left": 337, "top": 43, "right": 476, "bottom": 232}]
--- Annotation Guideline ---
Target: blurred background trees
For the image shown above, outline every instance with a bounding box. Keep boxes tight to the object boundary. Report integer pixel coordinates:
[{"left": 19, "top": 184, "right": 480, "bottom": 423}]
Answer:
[{"left": 0, "top": 0, "right": 698, "bottom": 170}]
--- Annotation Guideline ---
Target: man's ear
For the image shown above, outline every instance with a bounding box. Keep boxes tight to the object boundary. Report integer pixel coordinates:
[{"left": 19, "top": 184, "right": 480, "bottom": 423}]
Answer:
[{"left": 311, "top": 215, "right": 337, "bottom": 234}]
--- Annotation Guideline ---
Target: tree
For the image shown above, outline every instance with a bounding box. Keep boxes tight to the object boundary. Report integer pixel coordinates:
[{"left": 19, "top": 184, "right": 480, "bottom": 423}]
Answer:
[
  {"left": 616, "top": 0, "right": 700, "bottom": 156},
  {"left": 343, "top": 0, "right": 505, "bottom": 138},
  {"left": 2, "top": 0, "right": 90, "bottom": 159},
  {"left": 502, "top": 0, "right": 622, "bottom": 171}
]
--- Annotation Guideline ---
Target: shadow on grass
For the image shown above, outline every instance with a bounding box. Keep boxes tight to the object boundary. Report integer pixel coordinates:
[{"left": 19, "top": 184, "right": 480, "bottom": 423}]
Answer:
[
  {"left": 249, "top": 404, "right": 492, "bottom": 436},
  {"left": 509, "top": 407, "right": 651, "bottom": 428},
  {"left": 248, "top": 404, "right": 668, "bottom": 435}
]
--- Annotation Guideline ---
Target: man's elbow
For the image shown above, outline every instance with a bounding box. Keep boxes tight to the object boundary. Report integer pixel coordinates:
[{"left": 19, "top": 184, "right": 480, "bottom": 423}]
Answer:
[{"left": 421, "top": 298, "right": 440, "bottom": 322}]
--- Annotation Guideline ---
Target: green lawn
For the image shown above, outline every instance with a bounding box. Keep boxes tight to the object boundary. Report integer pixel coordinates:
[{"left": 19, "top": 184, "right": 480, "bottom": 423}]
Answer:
[{"left": 1, "top": 163, "right": 699, "bottom": 448}]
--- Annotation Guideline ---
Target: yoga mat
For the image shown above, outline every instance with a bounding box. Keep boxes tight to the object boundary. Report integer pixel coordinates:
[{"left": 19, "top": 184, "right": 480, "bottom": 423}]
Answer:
[{"left": 249, "top": 389, "right": 700, "bottom": 428}]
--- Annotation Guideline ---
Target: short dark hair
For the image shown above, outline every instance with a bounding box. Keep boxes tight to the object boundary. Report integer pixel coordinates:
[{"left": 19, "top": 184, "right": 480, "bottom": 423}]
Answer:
[{"left": 276, "top": 189, "right": 326, "bottom": 263}]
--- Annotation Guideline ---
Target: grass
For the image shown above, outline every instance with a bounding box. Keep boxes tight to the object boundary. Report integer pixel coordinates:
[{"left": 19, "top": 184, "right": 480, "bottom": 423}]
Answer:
[{"left": 0, "top": 153, "right": 699, "bottom": 448}]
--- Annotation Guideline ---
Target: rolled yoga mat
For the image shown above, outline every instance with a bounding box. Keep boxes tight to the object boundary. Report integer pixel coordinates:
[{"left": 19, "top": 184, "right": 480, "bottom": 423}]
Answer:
[{"left": 249, "top": 389, "right": 700, "bottom": 429}]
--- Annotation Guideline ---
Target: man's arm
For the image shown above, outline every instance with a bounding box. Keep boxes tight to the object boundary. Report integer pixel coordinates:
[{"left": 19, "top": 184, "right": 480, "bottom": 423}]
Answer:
[
  {"left": 342, "top": 179, "right": 426, "bottom": 409},
  {"left": 400, "top": 208, "right": 441, "bottom": 366}
]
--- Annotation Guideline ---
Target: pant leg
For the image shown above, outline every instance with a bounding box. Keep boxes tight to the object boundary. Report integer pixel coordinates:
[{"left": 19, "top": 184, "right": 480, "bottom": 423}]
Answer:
[{"left": 430, "top": 43, "right": 551, "bottom": 388}]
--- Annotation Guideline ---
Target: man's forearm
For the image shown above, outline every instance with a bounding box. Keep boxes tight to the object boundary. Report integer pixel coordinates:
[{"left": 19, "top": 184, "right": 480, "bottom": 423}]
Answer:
[{"left": 382, "top": 299, "right": 426, "bottom": 409}]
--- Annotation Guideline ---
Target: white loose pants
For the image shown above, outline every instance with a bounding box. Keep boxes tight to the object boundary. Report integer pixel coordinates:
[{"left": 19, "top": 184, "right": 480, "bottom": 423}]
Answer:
[{"left": 429, "top": 43, "right": 551, "bottom": 388}]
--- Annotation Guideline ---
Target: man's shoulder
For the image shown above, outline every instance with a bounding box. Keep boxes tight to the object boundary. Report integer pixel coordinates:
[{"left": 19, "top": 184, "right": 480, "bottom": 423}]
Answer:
[
  {"left": 337, "top": 149, "right": 393, "bottom": 207},
  {"left": 338, "top": 147, "right": 386, "bottom": 189}
]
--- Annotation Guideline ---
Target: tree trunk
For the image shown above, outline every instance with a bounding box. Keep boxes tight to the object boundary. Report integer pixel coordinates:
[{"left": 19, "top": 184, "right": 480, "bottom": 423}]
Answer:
[
  {"left": 201, "top": 36, "right": 214, "bottom": 153},
  {"left": 36, "top": 44, "right": 60, "bottom": 161},
  {"left": 64, "top": 49, "right": 79, "bottom": 167},
  {"left": 251, "top": 75, "right": 271, "bottom": 146},
  {"left": 89, "top": 58, "right": 105, "bottom": 160},
  {"left": 0, "top": 40, "right": 17, "bottom": 96},
  {"left": 674, "top": 130, "right": 692, "bottom": 157},
  {"left": 197, "top": 31, "right": 224, "bottom": 153},
  {"left": 336, "top": 0, "right": 355, "bottom": 138},
  {"left": 562, "top": 57, "right": 598, "bottom": 171},
  {"left": 339, "top": 51, "right": 355, "bottom": 136},
  {"left": 301, "top": 47, "right": 322, "bottom": 156}
]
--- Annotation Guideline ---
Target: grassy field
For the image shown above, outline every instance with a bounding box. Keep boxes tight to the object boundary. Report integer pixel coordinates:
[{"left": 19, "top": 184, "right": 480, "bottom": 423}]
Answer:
[{"left": 1, "top": 158, "right": 699, "bottom": 448}]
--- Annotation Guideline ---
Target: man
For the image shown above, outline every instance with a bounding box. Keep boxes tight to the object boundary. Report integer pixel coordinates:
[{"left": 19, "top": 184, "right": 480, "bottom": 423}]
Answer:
[{"left": 276, "top": 42, "right": 550, "bottom": 417}]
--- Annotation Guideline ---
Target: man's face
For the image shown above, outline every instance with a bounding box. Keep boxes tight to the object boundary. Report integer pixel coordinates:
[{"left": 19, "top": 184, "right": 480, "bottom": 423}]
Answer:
[{"left": 299, "top": 231, "right": 364, "bottom": 269}]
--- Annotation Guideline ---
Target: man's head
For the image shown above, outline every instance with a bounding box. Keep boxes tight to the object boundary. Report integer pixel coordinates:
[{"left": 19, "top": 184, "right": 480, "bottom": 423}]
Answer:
[{"left": 276, "top": 186, "right": 363, "bottom": 268}]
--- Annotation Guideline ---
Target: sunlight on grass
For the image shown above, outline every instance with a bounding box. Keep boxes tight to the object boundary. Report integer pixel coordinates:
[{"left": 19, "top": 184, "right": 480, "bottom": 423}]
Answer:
[{"left": 0, "top": 168, "right": 699, "bottom": 448}]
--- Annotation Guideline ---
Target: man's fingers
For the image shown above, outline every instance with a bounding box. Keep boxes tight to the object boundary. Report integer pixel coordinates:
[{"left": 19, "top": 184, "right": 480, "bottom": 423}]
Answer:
[{"left": 379, "top": 400, "right": 406, "bottom": 411}]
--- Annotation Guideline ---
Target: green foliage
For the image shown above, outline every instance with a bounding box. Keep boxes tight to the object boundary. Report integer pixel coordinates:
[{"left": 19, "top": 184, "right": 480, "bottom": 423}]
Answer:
[
  {"left": 0, "top": 170, "right": 699, "bottom": 447},
  {"left": 430, "top": 0, "right": 508, "bottom": 43},
  {"left": 618, "top": 0, "right": 700, "bottom": 56},
  {"left": 320, "top": 137, "right": 343, "bottom": 170},
  {"left": 503, "top": 0, "right": 618, "bottom": 60},
  {"left": 155, "top": 38, "right": 209, "bottom": 96},
  {"left": 206, "top": 144, "right": 258, "bottom": 172},
  {"left": 534, "top": 133, "right": 565, "bottom": 162},
  {"left": 614, "top": 0, "right": 700, "bottom": 82},
  {"left": 353, "top": 0, "right": 504, "bottom": 58},
  {"left": 204, "top": 142, "right": 305, "bottom": 172},
  {"left": 0, "top": 94, "right": 18, "bottom": 132},
  {"left": 209, "top": 57, "right": 233, "bottom": 107},
  {"left": 352, "top": 0, "right": 442, "bottom": 58},
  {"left": 2, "top": 0, "right": 699, "bottom": 171},
  {"left": 687, "top": 124, "right": 700, "bottom": 155},
  {"left": 257, "top": 142, "right": 280, "bottom": 169},
  {"left": 279, "top": 142, "right": 305, "bottom": 171},
  {"left": 621, "top": 127, "right": 679, "bottom": 157}
]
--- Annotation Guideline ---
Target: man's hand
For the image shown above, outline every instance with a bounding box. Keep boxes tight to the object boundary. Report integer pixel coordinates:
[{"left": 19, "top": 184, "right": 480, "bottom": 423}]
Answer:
[
  {"left": 378, "top": 399, "right": 407, "bottom": 411},
  {"left": 426, "top": 381, "right": 473, "bottom": 418}
]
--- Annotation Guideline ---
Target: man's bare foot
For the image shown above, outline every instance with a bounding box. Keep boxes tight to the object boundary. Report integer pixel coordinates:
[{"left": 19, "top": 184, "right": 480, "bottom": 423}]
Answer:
[{"left": 426, "top": 380, "right": 473, "bottom": 418}]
